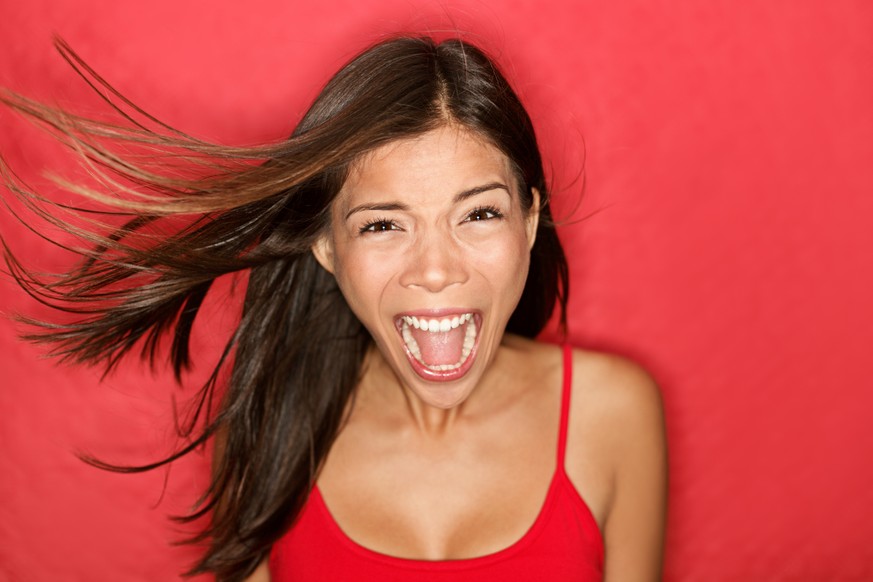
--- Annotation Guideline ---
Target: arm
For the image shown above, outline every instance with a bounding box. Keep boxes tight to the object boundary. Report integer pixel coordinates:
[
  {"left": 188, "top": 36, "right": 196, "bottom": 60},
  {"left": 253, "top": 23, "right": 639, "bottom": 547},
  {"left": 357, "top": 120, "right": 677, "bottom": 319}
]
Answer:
[
  {"left": 567, "top": 351, "right": 668, "bottom": 582},
  {"left": 598, "top": 359, "right": 668, "bottom": 582}
]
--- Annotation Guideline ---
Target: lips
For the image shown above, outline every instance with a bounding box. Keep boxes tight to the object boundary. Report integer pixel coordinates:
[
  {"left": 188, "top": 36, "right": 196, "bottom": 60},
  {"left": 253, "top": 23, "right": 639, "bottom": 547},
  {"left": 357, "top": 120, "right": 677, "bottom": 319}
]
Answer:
[{"left": 395, "top": 310, "right": 481, "bottom": 381}]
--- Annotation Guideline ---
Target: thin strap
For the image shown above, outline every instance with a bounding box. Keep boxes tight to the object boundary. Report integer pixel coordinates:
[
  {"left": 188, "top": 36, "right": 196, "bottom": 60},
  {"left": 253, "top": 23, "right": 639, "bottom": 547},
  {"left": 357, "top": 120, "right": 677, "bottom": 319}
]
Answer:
[{"left": 557, "top": 343, "right": 573, "bottom": 467}]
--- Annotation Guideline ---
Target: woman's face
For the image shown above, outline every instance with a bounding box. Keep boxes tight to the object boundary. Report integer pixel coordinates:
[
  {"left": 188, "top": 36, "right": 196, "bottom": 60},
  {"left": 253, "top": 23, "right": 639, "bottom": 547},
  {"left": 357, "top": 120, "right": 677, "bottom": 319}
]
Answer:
[{"left": 313, "top": 126, "right": 539, "bottom": 409}]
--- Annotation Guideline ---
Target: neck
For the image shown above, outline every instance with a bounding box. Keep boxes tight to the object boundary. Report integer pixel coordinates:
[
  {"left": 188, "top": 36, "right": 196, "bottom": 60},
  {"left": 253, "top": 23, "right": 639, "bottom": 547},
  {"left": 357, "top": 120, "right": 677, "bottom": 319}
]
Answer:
[{"left": 354, "top": 343, "right": 510, "bottom": 437}]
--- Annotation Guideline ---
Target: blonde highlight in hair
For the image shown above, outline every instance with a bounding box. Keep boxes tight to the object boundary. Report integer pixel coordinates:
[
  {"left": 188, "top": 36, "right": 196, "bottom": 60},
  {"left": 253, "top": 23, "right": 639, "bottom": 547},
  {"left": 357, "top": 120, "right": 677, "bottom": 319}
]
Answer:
[{"left": 1, "top": 35, "right": 568, "bottom": 580}]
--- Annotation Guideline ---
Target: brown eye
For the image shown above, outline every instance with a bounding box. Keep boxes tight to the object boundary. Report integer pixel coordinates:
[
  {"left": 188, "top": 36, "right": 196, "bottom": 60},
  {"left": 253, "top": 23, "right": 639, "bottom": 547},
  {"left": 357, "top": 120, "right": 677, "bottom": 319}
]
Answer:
[
  {"left": 360, "top": 219, "right": 399, "bottom": 234},
  {"left": 465, "top": 206, "right": 503, "bottom": 222}
]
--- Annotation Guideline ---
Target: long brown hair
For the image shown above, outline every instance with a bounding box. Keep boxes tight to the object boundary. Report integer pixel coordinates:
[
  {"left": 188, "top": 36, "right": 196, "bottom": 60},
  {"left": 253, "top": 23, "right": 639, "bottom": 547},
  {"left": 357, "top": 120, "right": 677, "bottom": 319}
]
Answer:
[{"left": 1, "top": 35, "right": 569, "bottom": 580}]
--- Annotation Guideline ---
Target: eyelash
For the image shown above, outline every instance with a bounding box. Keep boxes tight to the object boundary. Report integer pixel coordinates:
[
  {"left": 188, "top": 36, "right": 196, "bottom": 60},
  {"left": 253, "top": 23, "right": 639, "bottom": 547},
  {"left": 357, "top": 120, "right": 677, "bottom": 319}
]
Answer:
[
  {"left": 464, "top": 205, "right": 504, "bottom": 222},
  {"left": 359, "top": 217, "right": 398, "bottom": 234},
  {"left": 358, "top": 206, "right": 504, "bottom": 234}
]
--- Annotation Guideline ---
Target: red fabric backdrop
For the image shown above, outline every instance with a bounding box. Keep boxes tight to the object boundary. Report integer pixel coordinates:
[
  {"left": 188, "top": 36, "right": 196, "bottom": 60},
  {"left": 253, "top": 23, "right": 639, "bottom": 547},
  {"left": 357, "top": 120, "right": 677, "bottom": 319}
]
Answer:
[{"left": 1, "top": 1, "right": 871, "bottom": 580}]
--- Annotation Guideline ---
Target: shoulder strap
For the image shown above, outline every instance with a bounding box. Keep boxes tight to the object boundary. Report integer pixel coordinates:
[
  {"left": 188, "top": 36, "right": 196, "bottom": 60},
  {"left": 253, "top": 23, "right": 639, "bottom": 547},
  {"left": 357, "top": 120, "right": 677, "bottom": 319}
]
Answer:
[{"left": 557, "top": 343, "right": 573, "bottom": 467}]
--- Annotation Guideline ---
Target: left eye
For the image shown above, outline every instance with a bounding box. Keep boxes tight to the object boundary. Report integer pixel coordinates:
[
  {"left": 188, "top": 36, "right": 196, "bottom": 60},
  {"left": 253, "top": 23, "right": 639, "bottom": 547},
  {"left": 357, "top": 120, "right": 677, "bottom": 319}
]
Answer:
[{"left": 465, "top": 206, "right": 503, "bottom": 222}]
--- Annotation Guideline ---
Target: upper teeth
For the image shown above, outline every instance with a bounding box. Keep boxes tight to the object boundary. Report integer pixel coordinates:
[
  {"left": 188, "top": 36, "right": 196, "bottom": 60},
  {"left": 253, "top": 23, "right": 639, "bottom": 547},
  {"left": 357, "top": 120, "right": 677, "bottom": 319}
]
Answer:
[{"left": 401, "top": 313, "right": 472, "bottom": 332}]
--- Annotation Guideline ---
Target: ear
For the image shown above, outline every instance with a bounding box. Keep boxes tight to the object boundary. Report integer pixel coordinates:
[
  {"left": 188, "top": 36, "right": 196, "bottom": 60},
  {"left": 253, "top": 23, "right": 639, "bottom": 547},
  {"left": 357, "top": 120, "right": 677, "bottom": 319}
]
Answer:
[
  {"left": 311, "top": 234, "right": 336, "bottom": 274},
  {"left": 525, "top": 188, "right": 541, "bottom": 250}
]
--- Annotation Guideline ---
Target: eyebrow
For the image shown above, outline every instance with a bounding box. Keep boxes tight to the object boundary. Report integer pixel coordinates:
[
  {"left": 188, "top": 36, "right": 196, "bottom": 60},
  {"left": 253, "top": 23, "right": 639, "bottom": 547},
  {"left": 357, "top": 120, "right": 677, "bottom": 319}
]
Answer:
[{"left": 344, "top": 182, "right": 510, "bottom": 220}]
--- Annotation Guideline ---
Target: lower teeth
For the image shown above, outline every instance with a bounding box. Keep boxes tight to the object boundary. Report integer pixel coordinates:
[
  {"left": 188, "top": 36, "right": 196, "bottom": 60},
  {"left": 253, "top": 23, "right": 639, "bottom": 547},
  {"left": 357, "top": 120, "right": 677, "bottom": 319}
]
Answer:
[{"left": 401, "top": 318, "right": 477, "bottom": 372}]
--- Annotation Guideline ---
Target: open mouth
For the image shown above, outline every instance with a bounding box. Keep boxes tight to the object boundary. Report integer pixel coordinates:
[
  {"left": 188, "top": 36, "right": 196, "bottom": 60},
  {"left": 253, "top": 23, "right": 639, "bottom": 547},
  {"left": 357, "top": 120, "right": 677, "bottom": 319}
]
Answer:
[{"left": 395, "top": 312, "right": 480, "bottom": 381}]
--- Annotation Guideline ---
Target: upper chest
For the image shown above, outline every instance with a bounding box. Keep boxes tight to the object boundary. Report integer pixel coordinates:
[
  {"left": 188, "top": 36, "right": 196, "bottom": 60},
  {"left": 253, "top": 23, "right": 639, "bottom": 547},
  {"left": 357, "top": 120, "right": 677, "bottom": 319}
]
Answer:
[{"left": 316, "top": 382, "right": 562, "bottom": 560}]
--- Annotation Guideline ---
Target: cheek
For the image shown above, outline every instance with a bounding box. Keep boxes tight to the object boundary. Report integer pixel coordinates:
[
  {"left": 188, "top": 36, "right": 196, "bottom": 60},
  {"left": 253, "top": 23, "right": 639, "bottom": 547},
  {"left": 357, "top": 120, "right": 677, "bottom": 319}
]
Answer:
[
  {"left": 469, "top": 230, "right": 531, "bottom": 299},
  {"left": 332, "top": 242, "right": 401, "bottom": 318}
]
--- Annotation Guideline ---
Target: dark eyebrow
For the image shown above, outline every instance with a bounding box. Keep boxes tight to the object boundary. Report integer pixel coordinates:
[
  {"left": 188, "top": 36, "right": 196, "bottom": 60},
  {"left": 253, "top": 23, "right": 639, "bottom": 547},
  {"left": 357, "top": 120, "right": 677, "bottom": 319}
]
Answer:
[
  {"left": 453, "top": 182, "right": 510, "bottom": 203},
  {"left": 344, "top": 182, "right": 510, "bottom": 220},
  {"left": 344, "top": 202, "right": 408, "bottom": 220}
]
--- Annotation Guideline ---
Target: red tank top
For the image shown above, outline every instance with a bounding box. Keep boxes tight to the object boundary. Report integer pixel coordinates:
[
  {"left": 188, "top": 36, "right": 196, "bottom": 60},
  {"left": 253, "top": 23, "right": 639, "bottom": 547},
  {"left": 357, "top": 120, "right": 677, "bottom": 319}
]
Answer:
[{"left": 270, "top": 344, "right": 604, "bottom": 580}]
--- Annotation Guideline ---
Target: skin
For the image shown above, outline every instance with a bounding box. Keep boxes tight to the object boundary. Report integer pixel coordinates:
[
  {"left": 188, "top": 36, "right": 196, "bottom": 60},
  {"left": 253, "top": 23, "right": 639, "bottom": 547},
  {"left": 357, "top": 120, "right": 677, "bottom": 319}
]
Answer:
[
  {"left": 245, "top": 125, "right": 667, "bottom": 581},
  {"left": 315, "top": 124, "right": 540, "bottom": 420}
]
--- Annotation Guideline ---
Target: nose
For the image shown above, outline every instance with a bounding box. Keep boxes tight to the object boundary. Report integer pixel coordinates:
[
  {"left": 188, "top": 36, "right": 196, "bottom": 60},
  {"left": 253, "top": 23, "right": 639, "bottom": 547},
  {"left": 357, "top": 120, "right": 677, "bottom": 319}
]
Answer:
[{"left": 399, "top": 230, "right": 468, "bottom": 293}]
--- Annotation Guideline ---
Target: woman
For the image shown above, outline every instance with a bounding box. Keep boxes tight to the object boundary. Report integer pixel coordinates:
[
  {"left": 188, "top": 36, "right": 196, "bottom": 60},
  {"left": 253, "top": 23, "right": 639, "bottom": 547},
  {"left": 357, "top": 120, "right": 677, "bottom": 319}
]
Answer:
[{"left": 2, "top": 36, "right": 666, "bottom": 580}]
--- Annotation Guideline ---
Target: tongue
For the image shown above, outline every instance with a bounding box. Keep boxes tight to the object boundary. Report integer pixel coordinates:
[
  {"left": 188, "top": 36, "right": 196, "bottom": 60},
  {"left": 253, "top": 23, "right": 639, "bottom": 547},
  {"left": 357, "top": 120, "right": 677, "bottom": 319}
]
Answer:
[{"left": 410, "top": 323, "right": 467, "bottom": 366}]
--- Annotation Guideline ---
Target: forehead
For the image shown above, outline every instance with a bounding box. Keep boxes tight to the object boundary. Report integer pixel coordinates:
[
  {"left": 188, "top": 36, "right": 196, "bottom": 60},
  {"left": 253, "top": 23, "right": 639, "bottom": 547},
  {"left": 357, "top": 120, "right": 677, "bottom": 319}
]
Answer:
[{"left": 337, "top": 126, "right": 515, "bottom": 211}]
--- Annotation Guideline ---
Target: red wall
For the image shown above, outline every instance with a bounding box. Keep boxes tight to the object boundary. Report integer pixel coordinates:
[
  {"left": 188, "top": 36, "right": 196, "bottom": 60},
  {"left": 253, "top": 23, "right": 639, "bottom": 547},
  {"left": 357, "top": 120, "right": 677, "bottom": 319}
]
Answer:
[{"left": 1, "top": 1, "right": 871, "bottom": 580}]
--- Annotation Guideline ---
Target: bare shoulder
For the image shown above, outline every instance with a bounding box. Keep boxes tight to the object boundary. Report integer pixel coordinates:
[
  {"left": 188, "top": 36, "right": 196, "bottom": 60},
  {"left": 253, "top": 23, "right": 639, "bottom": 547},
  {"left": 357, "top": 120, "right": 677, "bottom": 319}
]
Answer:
[
  {"left": 497, "top": 337, "right": 666, "bottom": 459},
  {"left": 243, "top": 559, "right": 271, "bottom": 581},
  {"left": 567, "top": 348, "right": 668, "bottom": 580},
  {"left": 571, "top": 348, "right": 664, "bottom": 432},
  {"left": 567, "top": 347, "right": 666, "bottom": 490}
]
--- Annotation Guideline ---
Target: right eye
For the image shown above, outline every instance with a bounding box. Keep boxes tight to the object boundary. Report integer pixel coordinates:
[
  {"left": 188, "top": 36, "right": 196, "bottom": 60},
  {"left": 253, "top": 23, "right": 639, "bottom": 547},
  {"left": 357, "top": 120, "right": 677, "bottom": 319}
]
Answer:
[{"left": 359, "top": 219, "right": 400, "bottom": 234}]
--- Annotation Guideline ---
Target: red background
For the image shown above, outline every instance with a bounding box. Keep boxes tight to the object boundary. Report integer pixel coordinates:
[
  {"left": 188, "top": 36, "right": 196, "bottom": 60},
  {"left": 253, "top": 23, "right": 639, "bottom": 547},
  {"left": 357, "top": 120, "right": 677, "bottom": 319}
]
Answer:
[{"left": 1, "top": 1, "right": 871, "bottom": 580}]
